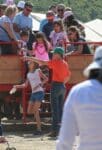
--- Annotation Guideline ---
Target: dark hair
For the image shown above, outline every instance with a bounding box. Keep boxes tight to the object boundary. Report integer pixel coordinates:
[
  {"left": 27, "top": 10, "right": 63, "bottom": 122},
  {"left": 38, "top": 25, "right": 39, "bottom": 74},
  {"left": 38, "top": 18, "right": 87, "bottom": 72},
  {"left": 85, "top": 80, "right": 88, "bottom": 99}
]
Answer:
[
  {"left": 57, "top": 4, "right": 65, "bottom": 11},
  {"left": 35, "top": 32, "right": 49, "bottom": 52},
  {"left": 46, "top": 10, "right": 55, "bottom": 17},
  {"left": 20, "top": 30, "right": 29, "bottom": 37},
  {"left": 28, "top": 61, "right": 39, "bottom": 70},
  {"left": 53, "top": 19, "right": 65, "bottom": 31},
  {"left": 68, "top": 26, "right": 80, "bottom": 39},
  {"left": 89, "top": 69, "right": 102, "bottom": 83},
  {"left": 24, "top": 1, "right": 33, "bottom": 8},
  {"left": 49, "top": 4, "right": 56, "bottom": 10}
]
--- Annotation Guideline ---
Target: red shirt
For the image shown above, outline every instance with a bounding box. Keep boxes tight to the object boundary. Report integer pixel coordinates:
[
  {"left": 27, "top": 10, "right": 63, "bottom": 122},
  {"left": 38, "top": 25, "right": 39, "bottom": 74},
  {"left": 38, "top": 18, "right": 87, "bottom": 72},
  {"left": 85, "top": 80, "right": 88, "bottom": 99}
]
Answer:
[{"left": 48, "top": 59, "right": 71, "bottom": 82}]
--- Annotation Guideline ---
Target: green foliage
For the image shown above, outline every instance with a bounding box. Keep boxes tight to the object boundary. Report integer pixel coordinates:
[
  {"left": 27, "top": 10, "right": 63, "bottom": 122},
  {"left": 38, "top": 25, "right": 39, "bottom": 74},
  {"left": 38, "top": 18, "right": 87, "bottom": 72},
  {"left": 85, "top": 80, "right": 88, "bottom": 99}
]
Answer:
[{"left": 0, "top": 0, "right": 102, "bottom": 22}]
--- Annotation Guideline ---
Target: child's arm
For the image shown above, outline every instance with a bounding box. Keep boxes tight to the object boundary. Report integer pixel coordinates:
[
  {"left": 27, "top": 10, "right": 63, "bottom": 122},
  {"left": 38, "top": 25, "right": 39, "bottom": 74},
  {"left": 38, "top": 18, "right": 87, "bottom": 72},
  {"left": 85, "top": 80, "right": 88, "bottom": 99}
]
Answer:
[
  {"left": 23, "top": 56, "right": 49, "bottom": 66},
  {"left": 64, "top": 76, "right": 71, "bottom": 85},
  {"left": 39, "top": 70, "right": 48, "bottom": 85},
  {"left": 14, "top": 80, "right": 29, "bottom": 89}
]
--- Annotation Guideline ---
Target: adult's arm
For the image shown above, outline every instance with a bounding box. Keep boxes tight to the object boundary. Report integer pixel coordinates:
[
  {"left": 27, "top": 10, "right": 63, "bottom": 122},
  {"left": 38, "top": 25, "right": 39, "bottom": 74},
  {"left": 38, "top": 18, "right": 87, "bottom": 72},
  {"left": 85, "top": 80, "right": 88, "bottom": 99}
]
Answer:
[
  {"left": 13, "top": 23, "right": 20, "bottom": 33},
  {"left": 13, "top": 15, "right": 21, "bottom": 33},
  {"left": 56, "top": 88, "right": 79, "bottom": 150},
  {"left": 3, "top": 22, "right": 17, "bottom": 40}
]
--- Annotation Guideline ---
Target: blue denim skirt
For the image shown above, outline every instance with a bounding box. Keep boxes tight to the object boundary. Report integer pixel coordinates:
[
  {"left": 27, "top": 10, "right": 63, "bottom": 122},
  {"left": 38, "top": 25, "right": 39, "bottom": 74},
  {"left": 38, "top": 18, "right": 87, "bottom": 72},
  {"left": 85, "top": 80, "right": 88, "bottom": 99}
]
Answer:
[{"left": 30, "top": 91, "right": 44, "bottom": 102}]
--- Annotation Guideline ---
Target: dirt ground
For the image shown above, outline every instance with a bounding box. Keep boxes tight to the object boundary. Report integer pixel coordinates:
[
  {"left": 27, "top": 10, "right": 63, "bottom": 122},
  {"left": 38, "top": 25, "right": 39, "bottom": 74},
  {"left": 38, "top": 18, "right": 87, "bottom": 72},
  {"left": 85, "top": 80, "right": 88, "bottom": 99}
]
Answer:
[
  {"left": 0, "top": 132, "right": 56, "bottom": 150},
  {"left": 0, "top": 132, "right": 79, "bottom": 150}
]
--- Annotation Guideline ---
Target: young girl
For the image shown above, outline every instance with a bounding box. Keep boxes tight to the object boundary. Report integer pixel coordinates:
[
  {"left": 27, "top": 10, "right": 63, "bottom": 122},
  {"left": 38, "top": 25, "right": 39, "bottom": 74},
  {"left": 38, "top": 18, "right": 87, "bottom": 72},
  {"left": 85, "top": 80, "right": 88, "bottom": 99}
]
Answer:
[
  {"left": 14, "top": 61, "right": 48, "bottom": 135},
  {"left": 32, "top": 32, "right": 52, "bottom": 61},
  {"left": 50, "top": 19, "right": 68, "bottom": 49}
]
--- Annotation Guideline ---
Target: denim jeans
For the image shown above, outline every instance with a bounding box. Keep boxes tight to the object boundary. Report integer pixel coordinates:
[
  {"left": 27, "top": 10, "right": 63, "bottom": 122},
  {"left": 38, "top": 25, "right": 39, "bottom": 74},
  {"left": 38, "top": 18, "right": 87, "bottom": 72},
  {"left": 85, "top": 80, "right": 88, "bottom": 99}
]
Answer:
[
  {"left": 51, "top": 82, "right": 66, "bottom": 132},
  {"left": 0, "top": 124, "right": 3, "bottom": 136}
]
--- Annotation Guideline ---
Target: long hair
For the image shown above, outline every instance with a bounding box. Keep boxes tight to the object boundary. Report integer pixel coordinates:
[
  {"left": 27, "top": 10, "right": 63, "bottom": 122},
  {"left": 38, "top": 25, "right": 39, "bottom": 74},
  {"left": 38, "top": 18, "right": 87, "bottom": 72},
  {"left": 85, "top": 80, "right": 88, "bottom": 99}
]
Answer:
[
  {"left": 68, "top": 26, "right": 80, "bottom": 39},
  {"left": 89, "top": 69, "right": 102, "bottom": 83},
  {"left": 35, "top": 32, "right": 49, "bottom": 52}
]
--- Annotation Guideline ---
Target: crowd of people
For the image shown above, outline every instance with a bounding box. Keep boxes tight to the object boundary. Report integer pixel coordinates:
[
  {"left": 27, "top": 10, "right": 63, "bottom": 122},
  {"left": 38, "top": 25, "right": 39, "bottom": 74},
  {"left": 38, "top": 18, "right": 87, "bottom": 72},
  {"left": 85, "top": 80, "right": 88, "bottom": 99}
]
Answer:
[
  {"left": 0, "top": 1, "right": 100, "bottom": 149},
  {"left": 0, "top": 1, "right": 91, "bottom": 56}
]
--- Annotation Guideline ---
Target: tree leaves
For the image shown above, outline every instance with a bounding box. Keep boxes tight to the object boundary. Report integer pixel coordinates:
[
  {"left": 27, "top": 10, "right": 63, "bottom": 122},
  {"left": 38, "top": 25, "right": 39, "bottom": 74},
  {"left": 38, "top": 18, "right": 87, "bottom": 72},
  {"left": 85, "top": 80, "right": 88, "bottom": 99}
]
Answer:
[{"left": 1, "top": 0, "right": 102, "bottom": 22}]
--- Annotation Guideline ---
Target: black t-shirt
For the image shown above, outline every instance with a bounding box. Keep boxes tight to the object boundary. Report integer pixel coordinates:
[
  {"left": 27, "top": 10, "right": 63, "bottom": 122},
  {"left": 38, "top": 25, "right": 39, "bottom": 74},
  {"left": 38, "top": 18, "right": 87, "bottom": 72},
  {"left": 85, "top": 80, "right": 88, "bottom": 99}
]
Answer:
[
  {"left": 42, "top": 22, "right": 53, "bottom": 41},
  {"left": 77, "top": 38, "right": 91, "bottom": 54}
]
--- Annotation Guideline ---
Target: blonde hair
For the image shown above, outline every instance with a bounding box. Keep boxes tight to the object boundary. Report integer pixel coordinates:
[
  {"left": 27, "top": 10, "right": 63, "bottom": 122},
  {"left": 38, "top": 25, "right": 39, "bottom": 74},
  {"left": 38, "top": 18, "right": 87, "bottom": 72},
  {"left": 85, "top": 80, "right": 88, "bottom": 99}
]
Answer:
[{"left": 5, "top": 5, "right": 18, "bottom": 17}]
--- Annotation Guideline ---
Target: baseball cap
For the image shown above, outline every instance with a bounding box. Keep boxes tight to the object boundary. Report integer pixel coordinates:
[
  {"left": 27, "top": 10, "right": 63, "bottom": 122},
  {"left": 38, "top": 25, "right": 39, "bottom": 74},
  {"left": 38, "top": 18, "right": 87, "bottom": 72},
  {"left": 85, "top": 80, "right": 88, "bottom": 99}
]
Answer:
[
  {"left": 84, "top": 46, "right": 102, "bottom": 77},
  {"left": 17, "top": 1, "right": 25, "bottom": 9},
  {"left": 53, "top": 47, "right": 64, "bottom": 56}
]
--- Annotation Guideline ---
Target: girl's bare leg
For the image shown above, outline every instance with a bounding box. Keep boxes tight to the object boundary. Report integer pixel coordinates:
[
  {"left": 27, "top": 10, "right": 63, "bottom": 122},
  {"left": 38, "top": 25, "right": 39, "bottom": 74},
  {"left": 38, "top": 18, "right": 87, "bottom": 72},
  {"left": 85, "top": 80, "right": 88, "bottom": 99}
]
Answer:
[
  {"left": 33, "top": 101, "right": 41, "bottom": 131},
  {"left": 27, "top": 102, "right": 35, "bottom": 114}
]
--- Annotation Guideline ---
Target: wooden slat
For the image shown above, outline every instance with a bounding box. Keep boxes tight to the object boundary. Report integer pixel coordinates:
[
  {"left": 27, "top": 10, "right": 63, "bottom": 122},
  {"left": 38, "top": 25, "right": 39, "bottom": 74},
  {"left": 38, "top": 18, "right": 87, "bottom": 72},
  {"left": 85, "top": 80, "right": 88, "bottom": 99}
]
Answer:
[
  {"left": 0, "top": 56, "right": 23, "bottom": 84},
  {"left": 0, "top": 70, "right": 23, "bottom": 84},
  {"left": 0, "top": 56, "right": 22, "bottom": 70},
  {"left": 66, "top": 55, "right": 93, "bottom": 84}
]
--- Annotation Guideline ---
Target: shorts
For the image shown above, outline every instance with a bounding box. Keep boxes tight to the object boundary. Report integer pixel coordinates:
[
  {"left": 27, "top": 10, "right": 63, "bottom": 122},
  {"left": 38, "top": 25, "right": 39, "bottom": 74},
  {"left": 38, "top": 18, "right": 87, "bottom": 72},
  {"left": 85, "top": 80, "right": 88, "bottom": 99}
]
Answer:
[{"left": 30, "top": 91, "right": 44, "bottom": 102}]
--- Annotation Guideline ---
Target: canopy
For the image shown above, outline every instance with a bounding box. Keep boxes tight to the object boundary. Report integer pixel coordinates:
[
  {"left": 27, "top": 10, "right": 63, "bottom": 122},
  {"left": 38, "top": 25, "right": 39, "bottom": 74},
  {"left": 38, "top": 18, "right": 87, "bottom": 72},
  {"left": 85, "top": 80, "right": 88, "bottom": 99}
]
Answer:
[
  {"left": 84, "top": 19, "right": 102, "bottom": 42},
  {"left": 31, "top": 12, "right": 45, "bottom": 31}
]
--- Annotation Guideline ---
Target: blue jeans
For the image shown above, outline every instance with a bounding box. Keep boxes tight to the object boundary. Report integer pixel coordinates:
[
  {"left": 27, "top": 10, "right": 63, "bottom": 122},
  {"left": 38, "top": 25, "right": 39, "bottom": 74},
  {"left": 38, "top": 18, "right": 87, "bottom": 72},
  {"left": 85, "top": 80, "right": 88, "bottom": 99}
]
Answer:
[
  {"left": 51, "top": 82, "right": 66, "bottom": 132},
  {"left": 0, "top": 125, "right": 3, "bottom": 136}
]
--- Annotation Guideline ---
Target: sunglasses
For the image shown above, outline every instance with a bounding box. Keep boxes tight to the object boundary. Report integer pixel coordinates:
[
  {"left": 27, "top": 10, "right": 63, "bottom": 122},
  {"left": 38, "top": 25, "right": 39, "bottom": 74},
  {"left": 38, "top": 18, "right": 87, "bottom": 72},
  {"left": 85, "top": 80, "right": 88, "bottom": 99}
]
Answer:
[
  {"left": 58, "top": 9, "right": 64, "bottom": 12},
  {"left": 68, "top": 32, "right": 73, "bottom": 36},
  {"left": 26, "top": 8, "right": 32, "bottom": 12}
]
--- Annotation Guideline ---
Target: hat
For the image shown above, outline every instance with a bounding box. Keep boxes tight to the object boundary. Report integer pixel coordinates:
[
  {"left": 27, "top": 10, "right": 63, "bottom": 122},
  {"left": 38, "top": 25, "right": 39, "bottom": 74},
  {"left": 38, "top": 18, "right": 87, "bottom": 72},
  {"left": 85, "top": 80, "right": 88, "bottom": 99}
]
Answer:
[
  {"left": 53, "top": 47, "right": 64, "bottom": 56},
  {"left": 84, "top": 46, "right": 102, "bottom": 77},
  {"left": 17, "top": 1, "right": 25, "bottom": 9},
  {"left": 63, "top": 11, "right": 73, "bottom": 20}
]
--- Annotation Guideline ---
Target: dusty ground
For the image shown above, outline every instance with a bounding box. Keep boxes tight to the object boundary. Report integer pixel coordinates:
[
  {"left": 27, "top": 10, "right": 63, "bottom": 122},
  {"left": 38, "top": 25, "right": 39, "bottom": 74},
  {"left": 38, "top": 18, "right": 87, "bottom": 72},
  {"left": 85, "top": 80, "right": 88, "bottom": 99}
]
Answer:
[
  {"left": 0, "top": 119, "right": 79, "bottom": 150},
  {"left": 0, "top": 132, "right": 56, "bottom": 150},
  {"left": 0, "top": 132, "right": 79, "bottom": 150}
]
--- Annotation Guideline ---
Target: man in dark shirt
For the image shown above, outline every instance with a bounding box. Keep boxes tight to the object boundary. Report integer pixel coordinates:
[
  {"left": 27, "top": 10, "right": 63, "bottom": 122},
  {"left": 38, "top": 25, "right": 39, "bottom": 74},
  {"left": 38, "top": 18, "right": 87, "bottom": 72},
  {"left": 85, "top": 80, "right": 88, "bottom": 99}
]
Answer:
[{"left": 42, "top": 11, "right": 55, "bottom": 41}]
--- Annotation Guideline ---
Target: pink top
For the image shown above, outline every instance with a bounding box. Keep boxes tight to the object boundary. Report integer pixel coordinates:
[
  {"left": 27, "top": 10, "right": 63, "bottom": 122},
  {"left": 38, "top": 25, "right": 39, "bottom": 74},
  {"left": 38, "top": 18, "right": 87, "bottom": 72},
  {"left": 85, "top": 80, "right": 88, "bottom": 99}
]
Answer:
[{"left": 32, "top": 42, "right": 51, "bottom": 61}]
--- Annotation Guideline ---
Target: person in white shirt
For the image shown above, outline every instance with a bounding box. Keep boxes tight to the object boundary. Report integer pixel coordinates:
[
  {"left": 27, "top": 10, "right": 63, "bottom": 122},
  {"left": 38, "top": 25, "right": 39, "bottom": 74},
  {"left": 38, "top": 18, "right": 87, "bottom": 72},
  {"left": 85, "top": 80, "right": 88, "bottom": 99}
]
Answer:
[{"left": 56, "top": 46, "right": 102, "bottom": 150}]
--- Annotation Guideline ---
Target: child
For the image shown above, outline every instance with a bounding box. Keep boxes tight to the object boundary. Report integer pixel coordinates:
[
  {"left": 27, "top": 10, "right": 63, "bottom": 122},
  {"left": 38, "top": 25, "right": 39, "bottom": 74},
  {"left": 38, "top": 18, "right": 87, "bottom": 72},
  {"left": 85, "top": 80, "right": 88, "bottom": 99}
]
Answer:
[
  {"left": 18, "top": 30, "right": 30, "bottom": 56},
  {"left": 32, "top": 32, "right": 52, "bottom": 61},
  {"left": 24, "top": 47, "right": 71, "bottom": 137},
  {"left": 14, "top": 61, "right": 48, "bottom": 135},
  {"left": 50, "top": 19, "right": 68, "bottom": 49}
]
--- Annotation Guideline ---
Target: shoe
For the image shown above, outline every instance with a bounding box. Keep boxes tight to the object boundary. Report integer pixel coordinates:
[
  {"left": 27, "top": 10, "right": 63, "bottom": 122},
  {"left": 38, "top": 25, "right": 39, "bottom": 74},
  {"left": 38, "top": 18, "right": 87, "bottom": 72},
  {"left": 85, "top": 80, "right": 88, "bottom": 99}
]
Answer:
[
  {"left": 47, "top": 131, "right": 58, "bottom": 137},
  {"left": 34, "top": 130, "right": 42, "bottom": 135}
]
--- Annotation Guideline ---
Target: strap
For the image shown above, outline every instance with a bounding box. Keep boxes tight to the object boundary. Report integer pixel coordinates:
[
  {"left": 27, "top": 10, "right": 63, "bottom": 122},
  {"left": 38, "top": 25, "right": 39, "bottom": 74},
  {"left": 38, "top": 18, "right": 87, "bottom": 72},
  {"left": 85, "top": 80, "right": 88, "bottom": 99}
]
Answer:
[{"left": 0, "top": 25, "right": 12, "bottom": 40}]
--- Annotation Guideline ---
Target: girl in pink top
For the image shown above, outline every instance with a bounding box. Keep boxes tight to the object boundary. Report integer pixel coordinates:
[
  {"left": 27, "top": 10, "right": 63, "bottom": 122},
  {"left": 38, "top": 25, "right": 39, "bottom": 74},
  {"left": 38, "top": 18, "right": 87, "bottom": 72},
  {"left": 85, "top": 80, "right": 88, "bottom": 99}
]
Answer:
[{"left": 32, "top": 32, "right": 52, "bottom": 61}]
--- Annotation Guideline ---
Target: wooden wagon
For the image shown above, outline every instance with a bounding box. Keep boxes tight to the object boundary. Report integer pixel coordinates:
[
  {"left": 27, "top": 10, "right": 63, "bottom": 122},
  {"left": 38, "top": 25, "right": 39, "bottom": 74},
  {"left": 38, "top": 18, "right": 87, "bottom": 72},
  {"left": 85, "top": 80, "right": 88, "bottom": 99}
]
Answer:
[{"left": 0, "top": 54, "right": 93, "bottom": 122}]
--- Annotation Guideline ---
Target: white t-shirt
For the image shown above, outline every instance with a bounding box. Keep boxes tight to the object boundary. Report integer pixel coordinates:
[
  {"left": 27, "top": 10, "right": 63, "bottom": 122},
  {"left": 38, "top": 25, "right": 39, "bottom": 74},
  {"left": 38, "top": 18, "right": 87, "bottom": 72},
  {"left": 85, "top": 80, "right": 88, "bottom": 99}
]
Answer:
[
  {"left": 27, "top": 69, "right": 43, "bottom": 93},
  {"left": 57, "top": 79, "right": 102, "bottom": 150}
]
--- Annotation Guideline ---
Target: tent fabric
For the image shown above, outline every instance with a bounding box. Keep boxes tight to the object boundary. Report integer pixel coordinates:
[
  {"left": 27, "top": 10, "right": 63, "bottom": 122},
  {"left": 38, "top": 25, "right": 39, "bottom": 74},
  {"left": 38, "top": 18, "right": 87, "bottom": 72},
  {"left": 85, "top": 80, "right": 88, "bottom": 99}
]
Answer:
[
  {"left": 84, "top": 19, "right": 102, "bottom": 42},
  {"left": 31, "top": 12, "right": 45, "bottom": 31}
]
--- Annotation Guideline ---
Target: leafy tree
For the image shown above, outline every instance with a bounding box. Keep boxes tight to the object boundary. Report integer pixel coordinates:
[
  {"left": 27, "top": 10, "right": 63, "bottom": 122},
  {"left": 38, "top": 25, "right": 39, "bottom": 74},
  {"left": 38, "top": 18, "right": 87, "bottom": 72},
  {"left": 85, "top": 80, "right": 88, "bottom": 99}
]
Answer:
[{"left": 0, "top": 0, "right": 102, "bottom": 22}]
